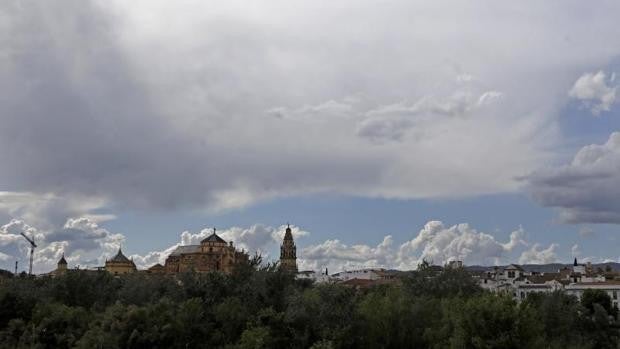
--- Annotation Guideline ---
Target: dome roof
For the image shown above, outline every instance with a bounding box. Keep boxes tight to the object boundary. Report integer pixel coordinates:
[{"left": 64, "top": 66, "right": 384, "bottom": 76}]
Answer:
[
  {"left": 201, "top": 231, "right": 227, "bottom": 244},
  {"left": 58, "top": 254, "right": 67, "bottom": 265},
  {"left": 109, "top": 248, "right": 131, "bottom": 263}
]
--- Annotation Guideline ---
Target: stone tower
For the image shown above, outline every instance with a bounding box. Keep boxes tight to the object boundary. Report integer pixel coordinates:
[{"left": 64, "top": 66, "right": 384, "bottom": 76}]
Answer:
[
  {"left": 56, "top": 253, "right": 67, "bottom": 275},
  {"left": 280, "top": 224, "right": 298, "bottom": 273}
]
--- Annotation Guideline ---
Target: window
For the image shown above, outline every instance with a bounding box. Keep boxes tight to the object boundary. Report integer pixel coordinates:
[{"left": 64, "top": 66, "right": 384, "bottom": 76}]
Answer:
[
  {"left": 508, "top": 271, "right": 515, "bottom": 278},
  {"left": 614, "top": 291, "right": 618, "bottom": 300}
]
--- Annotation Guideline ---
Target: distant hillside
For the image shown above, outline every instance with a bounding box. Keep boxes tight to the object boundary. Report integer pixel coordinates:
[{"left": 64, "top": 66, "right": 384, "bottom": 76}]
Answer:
[{"left": 466, "top": 262, "right": 620, "bottom": 273}]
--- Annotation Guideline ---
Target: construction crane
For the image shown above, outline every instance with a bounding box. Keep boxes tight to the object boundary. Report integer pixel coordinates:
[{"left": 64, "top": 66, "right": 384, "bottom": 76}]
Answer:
[{"left": 19, "top": 232, "right": 36, "bottom": 276}]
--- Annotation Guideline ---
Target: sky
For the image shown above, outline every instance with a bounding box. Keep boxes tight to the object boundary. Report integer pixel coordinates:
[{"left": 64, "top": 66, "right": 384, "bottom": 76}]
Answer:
[{"left": 2, "top": 0, "right": 620, "bottom": 273}]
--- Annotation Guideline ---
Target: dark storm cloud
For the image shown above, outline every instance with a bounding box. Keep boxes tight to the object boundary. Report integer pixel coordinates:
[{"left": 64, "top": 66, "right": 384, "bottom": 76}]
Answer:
[
  {"left": 0, "top": 1, "right": 220, "bottom": 210},
  {"left": 2, "top": 0, "right": 620, "bottom": 217},
  {"left": 526, "top": 132, "right": 620, "bottom": 224},
  {"left": 0, "top": 1, "right": 389, "bottom": 213}
]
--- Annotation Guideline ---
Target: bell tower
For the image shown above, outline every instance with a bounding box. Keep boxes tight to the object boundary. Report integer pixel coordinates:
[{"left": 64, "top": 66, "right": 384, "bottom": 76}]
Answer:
[
  {"left": 280, "top": 224, "right": 298, "bottom": 273},
  {"left": 56, "top": 253, "right": 67, "bottom": 276}
]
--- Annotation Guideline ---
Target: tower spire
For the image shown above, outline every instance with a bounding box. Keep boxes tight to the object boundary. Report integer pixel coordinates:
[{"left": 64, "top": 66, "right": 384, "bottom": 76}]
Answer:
[{"left": 280, "top": 223, "right": 297, "bottom": 273}]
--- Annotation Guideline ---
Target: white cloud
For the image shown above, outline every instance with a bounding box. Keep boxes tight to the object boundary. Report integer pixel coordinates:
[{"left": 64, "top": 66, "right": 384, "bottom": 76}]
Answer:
[
  {"left": 569, "top": 71, "right": 617, "bottom": 115},
  {"left": 300, "top": 221, "right": 530, "bottom": 272},
  {"left": 456, "top": 74, "right": 475, "bottom": 83},
  {"left": 503, "top": 229, "right": 528, "bottom": 251},
  {"left": 300, "top": 235, "right": 394, "bottom": 272},
  {"left": 0, "top": 217, "right": 124, "bottom": 273},
  {"left": 129, "top": 244, "right": 179, "bottom": 269},
  {"left": 578, "top": 227, "right": 595, "bottom": 238},
  {"left": 0, "top": 219, "right": 45, "bottom": 272},
  {"left": 477, "top": 91, "right": 504, "bottom": 106},
  {"left": 400, "top": 222, "right": 526, "bottom": 267},
  {"left": 56, "top": 217, "right": 125, "bottom": 258},
  {"left": 571, "top": 244, "right": 582, "bottom": 258},
  {"left": 526, "top": 132, "right": 620, "bottom": 224},
  {"left": 266, "top": 99, "right": 357, "bottom": 122},
  {"left": 518, "top": 243, "right": 558, "bottom": 264},
  {"left": 356, "top": 88, "right": 504, "bottom": 143}
]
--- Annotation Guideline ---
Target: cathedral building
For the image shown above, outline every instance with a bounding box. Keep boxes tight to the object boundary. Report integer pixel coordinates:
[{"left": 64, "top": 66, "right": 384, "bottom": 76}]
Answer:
[
  {"left": 48, "top": 253, "right": 68, "bottom": 277},
  {"left": 105, "top": 248, "right": 137, "bottom": 275},
  {"left": 164, "top": 229, "right": 248, "bottom": 274},
  {"left": 280, "top": 224, "right": 298, "bottom": 273}
]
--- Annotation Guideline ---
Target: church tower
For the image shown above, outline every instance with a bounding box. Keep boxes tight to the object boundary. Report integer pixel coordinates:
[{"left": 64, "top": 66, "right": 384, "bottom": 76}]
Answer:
[
  {"left": 55, "top": 253, "right": 67, "bottom": 276},
  {"left": 280, "top": 224, "right": 298, "bottom": 273}
]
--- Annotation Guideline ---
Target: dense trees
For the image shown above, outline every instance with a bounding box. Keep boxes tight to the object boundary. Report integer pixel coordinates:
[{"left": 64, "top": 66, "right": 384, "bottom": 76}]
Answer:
[{"left": 0, "top": 262, "right": 619, "bottom": 349}]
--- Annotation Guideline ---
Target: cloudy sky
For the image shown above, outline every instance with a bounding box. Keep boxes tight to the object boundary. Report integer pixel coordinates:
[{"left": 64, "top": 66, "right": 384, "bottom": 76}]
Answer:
[{"left": 2, "top": 0, "right": 620, "bottom": 273}]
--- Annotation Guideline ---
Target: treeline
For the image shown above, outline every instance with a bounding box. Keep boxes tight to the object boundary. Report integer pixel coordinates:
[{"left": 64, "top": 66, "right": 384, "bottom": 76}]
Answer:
[{"left": 0, "top": 260, "right": 619, "bottom": 349}]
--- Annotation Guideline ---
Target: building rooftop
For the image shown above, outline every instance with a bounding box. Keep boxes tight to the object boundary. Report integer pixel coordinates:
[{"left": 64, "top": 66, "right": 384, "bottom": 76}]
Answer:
[
  {"left": 527, "top": 273, "right": 559, "bottom": 284},
  {"left": 169, "top": 245, "right": 201, "bottom": 256},
  {"left": 108, "top": 248, "right": 132, "bottom": 263},
  {"left": 332, "top": 268, "right": 386, "bottom": 276},
  {"left": 568, "top": 281, "right": 620, "bottom": 286},
  {"left": 201, "top": 232, "right": 227, "bottom": 244},
  {"left": 505, "top": 264, "right": 524, "bottom": 271},
  {"left": 339, "top": 277, "right": 401, "bottom": 288},
  {"left": 518, "top": 284, "right": 553, "bottom": 289}
]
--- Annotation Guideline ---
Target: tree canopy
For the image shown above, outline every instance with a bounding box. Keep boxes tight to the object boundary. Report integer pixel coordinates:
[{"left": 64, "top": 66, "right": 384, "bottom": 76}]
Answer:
[{"left": 0, "top": 263, "right": 619, "bottom": 348}]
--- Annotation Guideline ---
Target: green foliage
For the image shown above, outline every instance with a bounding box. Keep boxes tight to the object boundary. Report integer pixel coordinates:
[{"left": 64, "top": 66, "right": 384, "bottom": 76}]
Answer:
[
  {"left": 31, "top": 302, "right": 90, "bottom": 349},
  {"left": 356, "top": 287, "right": 438, "bottom": 348},
  {"left": 403, "top": 265, "right": 482, "bottom": 298},
  {"left": 450, "top": 293, "right": 544, "bottom": 348},
  {"left": 581, "top": 289, "right": 617, "bottom": 316},
  {"left": 1, "top": 266, "right": 620, "bottom": 348},
  {"left": 236, "top": 326, "right": 272, "bottom": 349}
]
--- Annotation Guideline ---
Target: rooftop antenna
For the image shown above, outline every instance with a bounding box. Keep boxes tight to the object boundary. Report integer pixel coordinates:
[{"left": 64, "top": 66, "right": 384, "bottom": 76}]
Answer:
[{"left": 19, "top": 232, "right": 37, "bottom": 276}]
